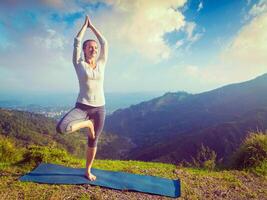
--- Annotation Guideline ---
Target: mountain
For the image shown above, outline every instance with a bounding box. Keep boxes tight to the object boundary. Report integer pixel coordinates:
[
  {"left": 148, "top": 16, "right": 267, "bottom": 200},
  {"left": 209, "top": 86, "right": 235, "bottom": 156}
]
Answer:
[
  {"left": 104, "top": 73, "right": 267, "bottom": 164},
  {"left": 0, "top": 108, "right": 132, "bottom": 159},
  {"left": 130, "top": 107, "right": 267, "bottom": 164},
  {"left": 0, "top": 108, "right": 87, "bottom": 157},
  {"left": 1, "top": 73, "right": 267, "bottom": 164}
]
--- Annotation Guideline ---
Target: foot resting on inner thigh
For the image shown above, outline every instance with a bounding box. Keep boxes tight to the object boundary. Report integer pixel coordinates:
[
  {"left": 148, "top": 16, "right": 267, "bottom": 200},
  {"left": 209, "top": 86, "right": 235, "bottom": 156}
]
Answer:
[{"left": 87, "top": 120, "right": 95, "bottom": 139}]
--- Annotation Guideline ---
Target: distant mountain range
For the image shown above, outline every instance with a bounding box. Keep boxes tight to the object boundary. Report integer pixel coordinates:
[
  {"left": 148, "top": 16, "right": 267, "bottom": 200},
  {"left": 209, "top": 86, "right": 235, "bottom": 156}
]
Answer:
[
  {"left": 1, "top": 73, "right": 267, "bottom": 165},
  {"left": 104, "top": 73, "right": 267, "bottom": 164}
]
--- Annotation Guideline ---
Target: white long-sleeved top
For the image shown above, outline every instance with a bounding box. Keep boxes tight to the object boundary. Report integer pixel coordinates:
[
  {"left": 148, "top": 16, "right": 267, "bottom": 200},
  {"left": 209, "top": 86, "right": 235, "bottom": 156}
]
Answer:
[{"left": 72, "top": 37, "right": 107, "bottom": 107}]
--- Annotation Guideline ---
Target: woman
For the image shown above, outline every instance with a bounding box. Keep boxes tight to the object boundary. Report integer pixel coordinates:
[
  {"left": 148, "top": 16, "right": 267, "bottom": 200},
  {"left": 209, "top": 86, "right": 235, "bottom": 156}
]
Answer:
[{"left": 56, "top": 15, "right": 108, "bottom": 181}]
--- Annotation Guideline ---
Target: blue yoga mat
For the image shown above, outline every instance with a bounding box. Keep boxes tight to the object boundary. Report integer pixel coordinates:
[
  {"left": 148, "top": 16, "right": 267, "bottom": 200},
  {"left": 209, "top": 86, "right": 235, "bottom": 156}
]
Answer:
[{"left": 19, "top": 163, "right": 180, "bottom": 198}]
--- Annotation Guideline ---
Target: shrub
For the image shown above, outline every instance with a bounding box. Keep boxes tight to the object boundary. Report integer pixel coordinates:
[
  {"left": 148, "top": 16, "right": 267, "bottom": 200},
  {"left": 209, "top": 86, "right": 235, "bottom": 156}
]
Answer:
[
  {"left": 231, "top": 131, "right": 267, "bottom": 171},
  {"left": 252, "top": 160, "right": 267, "bottom": 176},
  {"left": 18, "top": 145, "right": 70, "bottom": 166},
  {"left": 0, "top": 136, "right": 23, "bottom": 163},
  {"left": 186, "top": 143, "right": 217, "bottom": 170}
]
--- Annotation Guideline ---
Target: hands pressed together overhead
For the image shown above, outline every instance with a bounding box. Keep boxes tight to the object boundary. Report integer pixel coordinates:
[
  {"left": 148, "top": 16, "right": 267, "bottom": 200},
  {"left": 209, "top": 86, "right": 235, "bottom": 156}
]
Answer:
[
  {"left": 84, "top": 15, "right": 93, "bottom": 28},
  {"left": 74, "top": 14, "right": 108, "bottom": 64}
]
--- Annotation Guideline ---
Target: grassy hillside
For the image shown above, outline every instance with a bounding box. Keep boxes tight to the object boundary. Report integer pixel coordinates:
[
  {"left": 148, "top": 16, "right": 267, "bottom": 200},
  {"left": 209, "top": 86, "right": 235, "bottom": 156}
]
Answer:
[
  {"left": 0, "top": 108, "right": 132, "bottom": 160},
  {"left": 1, "top": 158, "right": 266, "bottom": 199},
  {"left": 0, "top": 135, "right": 266, "bottom": 200},
  {"left": 0, "top": 108, "right": 87, "bottom": 157}
]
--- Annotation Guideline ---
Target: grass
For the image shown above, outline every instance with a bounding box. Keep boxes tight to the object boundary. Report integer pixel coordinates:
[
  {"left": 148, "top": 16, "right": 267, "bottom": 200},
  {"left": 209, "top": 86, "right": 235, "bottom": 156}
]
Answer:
[
  {"left": 0, "top": 158, "right": 267, "bottom": 200},
  {"left": 0, "top": 134, "right": 266, "bottom": 200}
]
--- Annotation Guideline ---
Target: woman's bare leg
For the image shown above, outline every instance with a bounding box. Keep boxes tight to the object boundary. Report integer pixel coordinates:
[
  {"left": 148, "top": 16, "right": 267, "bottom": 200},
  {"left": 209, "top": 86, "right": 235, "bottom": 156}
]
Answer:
[
  {"left": 64, "top": 118, "right": 97, "bottom": 181},
  {"left": 82, "top": 107, "right": 105, "bottom": 181},
  {"left": 85, "top": 146, "right": 97, "bottom": 181},
  {"left": 70, "top": 120, "right": 97, "bottom": 180}
]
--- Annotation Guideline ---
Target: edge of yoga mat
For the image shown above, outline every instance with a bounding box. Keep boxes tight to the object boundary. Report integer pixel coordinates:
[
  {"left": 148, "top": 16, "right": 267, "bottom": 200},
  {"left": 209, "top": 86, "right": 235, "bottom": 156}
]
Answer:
[{"left": 19, "top": 163, "right": 181, "bottom": 198}]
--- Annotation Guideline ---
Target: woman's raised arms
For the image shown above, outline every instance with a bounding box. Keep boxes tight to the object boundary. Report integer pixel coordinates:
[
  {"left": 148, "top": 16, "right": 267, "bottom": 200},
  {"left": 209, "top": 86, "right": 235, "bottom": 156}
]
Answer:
[
  {"left": 87, "top": 16, "right": 108, "bottom": 64},
  {"left": 72, "top": 16, "right": 88, "bottom": 66},
  {"left": 73, "top": 16, "right": 108, "bottom": 66}
]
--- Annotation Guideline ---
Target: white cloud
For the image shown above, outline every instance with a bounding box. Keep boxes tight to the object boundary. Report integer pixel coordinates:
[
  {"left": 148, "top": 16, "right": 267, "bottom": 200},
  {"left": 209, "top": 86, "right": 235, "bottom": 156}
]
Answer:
[
  {"left": 90, "top": 0, "right": 188, "bottom": 62},
  {"left": 146, "top": 63, "right": 223, "bottom": 93},
  {"left": 184, "top": 22, "right": 196, "bottom": 39},
  {"left": 185, "top": 65, "right": 199, "bottom": 76},
  {"left": 184, "top": 22, "right": 203, "bottom": 42},
  {"left": 0, "top": 23, "right": 76, "bottom": 92},
  {"left": 42, "top": 0, "right": 65, "bottom": 8},
  {"left": 197, "top": 1, "right": 203, "bottom": 12},
  {"left": 185, "top": 6, "right": 267, "bottom": 87},
  {"left": 0, "top": 0, "right": 207, "bottom": 93},
  {"left": 33, "top": 29, "right": 66, "bottom": 50},
  {"left": 175, "top": 39, "right": 184, "bottom": 48},
  {"left": 189, "top": 32, "right": 202, "bottom": 43},
  {"left": 249, "top": 0, "right": 267, "bottom": 16},
  {"left": 174, "top": 21, "right": 203, "bottom": 50},
  {"left": 0, "top": 0, "right": 194, "bottom": 64},
  {"left": 220, "top": 11, "right": 267, "bottom": 73}
]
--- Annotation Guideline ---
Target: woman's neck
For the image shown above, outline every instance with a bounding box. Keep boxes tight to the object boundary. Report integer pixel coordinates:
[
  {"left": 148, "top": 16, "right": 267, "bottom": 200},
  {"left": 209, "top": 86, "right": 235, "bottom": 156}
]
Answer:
[{"left": 85, "top": 57, "right": 96, "bottom": 67}]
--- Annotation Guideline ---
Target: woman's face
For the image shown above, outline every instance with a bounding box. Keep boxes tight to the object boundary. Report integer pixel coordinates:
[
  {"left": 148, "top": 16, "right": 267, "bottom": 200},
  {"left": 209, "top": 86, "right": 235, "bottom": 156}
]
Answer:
[{"left": 83, "top": 41, "right": 98, "bottom": 59}]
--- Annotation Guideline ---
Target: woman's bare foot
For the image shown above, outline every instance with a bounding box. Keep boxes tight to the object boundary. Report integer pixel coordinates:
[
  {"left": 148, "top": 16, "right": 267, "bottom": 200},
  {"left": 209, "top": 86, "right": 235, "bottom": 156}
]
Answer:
[
  {"left": 87, "top": 120, "right": 95, "bottom": 139},
  {"left": 85, "top": 171, "right": 97, "bottom": 181}
]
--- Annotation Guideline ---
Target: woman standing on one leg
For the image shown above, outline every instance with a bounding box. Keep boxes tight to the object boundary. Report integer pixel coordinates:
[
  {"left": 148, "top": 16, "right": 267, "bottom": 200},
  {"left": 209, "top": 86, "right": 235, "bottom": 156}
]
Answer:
[{"left": 56, "top": 15, "right": 108, "bottom": 181}]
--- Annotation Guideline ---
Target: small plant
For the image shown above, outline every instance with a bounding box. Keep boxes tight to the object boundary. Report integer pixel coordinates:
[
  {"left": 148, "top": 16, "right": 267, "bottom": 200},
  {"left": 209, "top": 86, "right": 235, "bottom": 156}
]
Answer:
[
  {"left": 0, "top": 136, "right": 23, "bottom": 163},
  {"left": 230, "top": 131, "right": 267, "bottom": 174},
  {"left": 190, "top": 143, "right": 217, "bottom": 170},
  {"left": 18, "top": 145, "right": 70, "bottom": 166}
]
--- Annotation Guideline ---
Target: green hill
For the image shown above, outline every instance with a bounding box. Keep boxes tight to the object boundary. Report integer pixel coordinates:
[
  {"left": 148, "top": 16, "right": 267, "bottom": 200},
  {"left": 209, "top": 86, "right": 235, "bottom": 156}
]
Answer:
[
  {"left": 0, "top": 135, "right": 266, "bottom": 200},
  {"left": 0, "top": 108, "right": 87, "bottom": 157},
  {"left": 0, "top": 108, "right": 132, "bottom": 159}
]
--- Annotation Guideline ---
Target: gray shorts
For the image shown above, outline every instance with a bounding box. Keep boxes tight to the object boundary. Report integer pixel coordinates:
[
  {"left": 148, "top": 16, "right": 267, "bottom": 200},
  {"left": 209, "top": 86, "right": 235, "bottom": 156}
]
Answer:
[{"left": 56, "top": 102, "right": 106, "bottom": 147}]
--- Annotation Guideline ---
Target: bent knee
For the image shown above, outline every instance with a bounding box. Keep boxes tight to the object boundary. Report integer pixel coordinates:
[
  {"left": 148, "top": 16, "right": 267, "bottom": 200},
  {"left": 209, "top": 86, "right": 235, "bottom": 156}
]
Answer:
[{"left": 56, "top": 121, "right": 70, "bottom": 134}]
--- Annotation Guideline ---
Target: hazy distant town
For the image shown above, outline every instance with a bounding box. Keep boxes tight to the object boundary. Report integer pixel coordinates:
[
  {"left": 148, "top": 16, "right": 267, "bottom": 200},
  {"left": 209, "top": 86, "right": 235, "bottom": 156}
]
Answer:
[
  {"left": 0, "top": 104, "right": 71, "bottom": 119},
  {"left": 0, "top": 92, "right": 164, "bottom": 119}
]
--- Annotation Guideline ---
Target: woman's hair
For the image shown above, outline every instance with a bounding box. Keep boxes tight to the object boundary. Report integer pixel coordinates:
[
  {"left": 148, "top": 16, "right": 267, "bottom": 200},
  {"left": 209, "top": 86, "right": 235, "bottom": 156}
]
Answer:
[{"left": 83, "top": 39, "right": 97, "bottom": 50}]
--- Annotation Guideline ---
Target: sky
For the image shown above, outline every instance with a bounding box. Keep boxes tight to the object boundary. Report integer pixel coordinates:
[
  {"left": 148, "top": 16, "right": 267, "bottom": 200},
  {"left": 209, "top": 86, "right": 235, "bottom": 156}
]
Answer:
[{"left": 0, "top": 0, "right": 266, "bottom": 95}]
